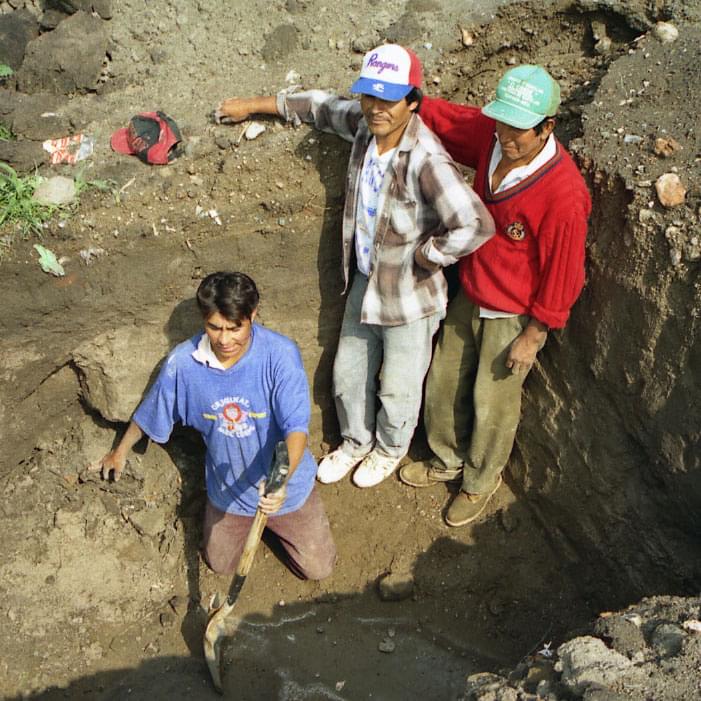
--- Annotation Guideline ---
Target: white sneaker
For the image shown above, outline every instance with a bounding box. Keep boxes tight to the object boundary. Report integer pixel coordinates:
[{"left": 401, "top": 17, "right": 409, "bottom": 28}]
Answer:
[
  {"left": 317, "top": 449, "right": 363, "bottom": 484},
  {"left": 352, "top": 451, "right": 402, "bottom": 488}
]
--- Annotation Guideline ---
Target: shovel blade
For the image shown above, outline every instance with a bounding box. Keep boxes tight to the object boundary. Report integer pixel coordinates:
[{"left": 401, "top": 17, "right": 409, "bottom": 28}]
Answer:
[{"left": 203, "top": 603, "right": 234, "bottom": 694}]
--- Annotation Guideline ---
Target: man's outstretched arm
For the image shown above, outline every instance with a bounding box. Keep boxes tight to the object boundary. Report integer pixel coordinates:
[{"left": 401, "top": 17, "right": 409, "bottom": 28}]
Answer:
[
  {"left": 214, "top": 96, "right": 279, "bottom": 124},
  {"left": 96, "top": 420, "right": 145, "bottom": 482}
]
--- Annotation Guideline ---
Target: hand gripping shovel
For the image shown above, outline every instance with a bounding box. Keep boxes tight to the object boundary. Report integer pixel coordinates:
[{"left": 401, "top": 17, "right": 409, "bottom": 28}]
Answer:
[{"left": 204, "top": 441, "right": 290, "bottom": 693}]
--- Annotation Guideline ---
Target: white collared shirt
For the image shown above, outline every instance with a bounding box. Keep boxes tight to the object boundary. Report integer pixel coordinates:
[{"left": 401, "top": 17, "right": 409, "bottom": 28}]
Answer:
[
  {"left": 191, "top": 334, "right": 227, "bottom": 371},
  {"left": 480, "top": 134, "right": 556, "bottom": 318}
]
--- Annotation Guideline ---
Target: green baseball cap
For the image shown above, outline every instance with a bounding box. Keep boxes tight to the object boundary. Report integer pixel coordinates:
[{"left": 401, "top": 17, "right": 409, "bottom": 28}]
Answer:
[{"left": 482, "top": 65, "right": 560, "bottom": 129}]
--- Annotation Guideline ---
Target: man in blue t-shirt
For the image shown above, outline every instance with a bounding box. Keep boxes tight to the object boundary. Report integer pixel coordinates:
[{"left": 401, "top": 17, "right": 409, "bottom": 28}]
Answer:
[{"left": 97, "top": 271, "right": 336, "bottom": 580}]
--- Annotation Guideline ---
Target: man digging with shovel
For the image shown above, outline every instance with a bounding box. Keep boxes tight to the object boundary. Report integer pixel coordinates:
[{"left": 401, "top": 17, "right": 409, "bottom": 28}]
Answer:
[{"left": 97, "top": 272, "right": 336, "bottom": 688}]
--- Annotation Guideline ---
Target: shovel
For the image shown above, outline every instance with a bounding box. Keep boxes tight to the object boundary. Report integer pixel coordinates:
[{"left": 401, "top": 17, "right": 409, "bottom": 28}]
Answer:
[{"left": 203, "top": 441, "right": 290, "bottom": 693}]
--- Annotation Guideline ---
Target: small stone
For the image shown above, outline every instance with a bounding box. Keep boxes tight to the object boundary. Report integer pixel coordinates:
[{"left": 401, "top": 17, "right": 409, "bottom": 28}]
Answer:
[
  {"left": 215, "top": 136, "right": 231, "bottom": 150},
  {"left": 460, "top": 27, "right": 474, "bottom": 47},
  {"left": 654, "top": 137, "right": 682, "bottom": 158},
  {"left": 378, "top": 638, "right": 396, "bottom": 653},
  {"left": 32, "top": 176, "right": 76, "bottom": 206},
  {"left": 245, "top": 122, "right": 266, "bottom": 140},
  {"left": 655, "top": 173, "right": 686, "bottom": 208},
  {"left": 652, "top": 22, "right": 678, "bottom": 44},
  {"left": 651, "top": 623, "right": 684, "bottom": 657}
]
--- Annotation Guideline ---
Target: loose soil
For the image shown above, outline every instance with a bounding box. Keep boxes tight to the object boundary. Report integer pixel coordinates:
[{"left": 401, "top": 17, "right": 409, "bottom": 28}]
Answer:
[{"left": 0, "top": 1, "right": 699, "bottom": 700}]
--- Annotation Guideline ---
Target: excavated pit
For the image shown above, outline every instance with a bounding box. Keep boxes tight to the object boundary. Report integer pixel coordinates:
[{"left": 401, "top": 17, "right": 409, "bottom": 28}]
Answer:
[{"left": 0, "top": 1, "right": 699, "bottom": 699}]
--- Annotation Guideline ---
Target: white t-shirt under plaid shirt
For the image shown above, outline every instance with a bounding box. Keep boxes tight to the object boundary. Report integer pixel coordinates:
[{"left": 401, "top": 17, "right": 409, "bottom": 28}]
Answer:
[{"left": 355, "top": 138, "right": 396, "bottom": 276}]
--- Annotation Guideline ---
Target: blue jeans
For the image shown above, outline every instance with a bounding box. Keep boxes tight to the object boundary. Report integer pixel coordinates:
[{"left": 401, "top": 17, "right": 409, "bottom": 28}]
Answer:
[{"left": 332, "top": 273, "right": 441, "bottom": 459}]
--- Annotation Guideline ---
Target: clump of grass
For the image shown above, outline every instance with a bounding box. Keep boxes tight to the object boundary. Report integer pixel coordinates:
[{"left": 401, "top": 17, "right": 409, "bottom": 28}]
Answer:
[
  {"left": 0, "top": 123, "right": 13, "bottom": 141},
  {"left": 0, "top": 63, "right": 13, "bottom": 79},
  {"left": 0, "top": 163, "right": 58, "bottom": 236}
]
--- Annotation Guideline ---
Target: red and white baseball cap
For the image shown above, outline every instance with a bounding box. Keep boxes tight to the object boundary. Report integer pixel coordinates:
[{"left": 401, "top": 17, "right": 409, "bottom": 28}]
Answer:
[{"left": 350, "top": 44, "right": 423, "bottom": 101}]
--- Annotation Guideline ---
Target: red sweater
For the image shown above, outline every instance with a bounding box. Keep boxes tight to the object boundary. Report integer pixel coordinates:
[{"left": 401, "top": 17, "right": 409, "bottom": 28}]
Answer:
[{"left": 419, "top": 97, "right": 591, "bottom": 329}]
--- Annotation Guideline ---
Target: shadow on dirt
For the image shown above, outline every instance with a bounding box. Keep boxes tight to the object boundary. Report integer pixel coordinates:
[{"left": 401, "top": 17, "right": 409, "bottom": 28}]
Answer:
[{"left": 13, "top": 528, "right": 520, "bottom": 701}]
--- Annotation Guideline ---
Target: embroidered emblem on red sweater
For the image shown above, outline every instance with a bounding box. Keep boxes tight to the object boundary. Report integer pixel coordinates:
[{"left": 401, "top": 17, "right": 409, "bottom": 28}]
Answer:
[{"left": 506, "top": 221, "right": 526, "bottom": 241}]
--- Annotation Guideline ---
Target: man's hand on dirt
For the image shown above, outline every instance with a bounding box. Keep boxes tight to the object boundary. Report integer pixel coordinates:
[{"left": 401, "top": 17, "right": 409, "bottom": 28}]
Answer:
[
  {"left": 94, "top": 451, "right": 126, "bottom": 482},
  {"left": 214, "top": 98, "right": 252, "bottom": 125},
  {"left": 258, "top": 480, "right": 286, "bottom": 515}
]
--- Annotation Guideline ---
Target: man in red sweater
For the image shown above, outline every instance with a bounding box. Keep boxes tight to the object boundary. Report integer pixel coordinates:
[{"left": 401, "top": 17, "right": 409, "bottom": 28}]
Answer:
[{"left": 400, "top": 65, "right": 591, "bottom": 527}]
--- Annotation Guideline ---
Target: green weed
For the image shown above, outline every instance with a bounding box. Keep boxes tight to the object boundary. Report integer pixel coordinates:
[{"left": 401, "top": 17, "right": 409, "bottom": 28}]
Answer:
[
  {"left": 0, "top": 123, "right": 13, "bottom": 141},
  {"left": 0, "top": 163, "right": 58, "bottom": 236},
  {"left": 74, "top": 164, "right": 118, "bottom": 201},
  {"left": 0, "top": 63, "right": 13, "bottom": 78}
]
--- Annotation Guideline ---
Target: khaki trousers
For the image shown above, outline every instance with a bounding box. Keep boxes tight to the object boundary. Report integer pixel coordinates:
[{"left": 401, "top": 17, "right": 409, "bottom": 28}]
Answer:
[{"left": 424, "top": 293, "right": 543, "bottom": 494}]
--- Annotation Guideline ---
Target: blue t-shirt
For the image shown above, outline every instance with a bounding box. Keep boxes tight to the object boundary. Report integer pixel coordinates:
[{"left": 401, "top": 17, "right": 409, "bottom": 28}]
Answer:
[{"left": 133, "top": 323, "right": 317, "bottom": 516}]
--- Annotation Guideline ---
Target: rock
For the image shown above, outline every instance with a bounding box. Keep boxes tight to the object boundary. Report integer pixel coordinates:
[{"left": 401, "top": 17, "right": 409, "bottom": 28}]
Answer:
[
  {"left": 385, "top": 13, "right": 422, "bottom": 44},
  {"left": 650, "top": 623, "right": 684, "bottom": 657},
  {"left": 0, "top": 8, "right": 39, "bottom": 70},
  {"left": 407, "top": 0, "right": 441, "bottom": 10},
  {"left": 378, "top": 638, "right": 395, "bottom": 653},
  {"left": 285, "top": 0, "right": 304, "bottom": 14},
  {"left": 655, "top": 173, "right": 686, "bottom": 208},
  {"left": 460, "top": 27, "right": 475, "bottom": 47},
  {"left": 654, "top": 137, "right": 682, "bottom": 158},
  {"left": 129, "top": 507, "right": 169, "bottom": 538},
  {"left": 9, "top": 93, "right": 71, "bottom": 140},
  {"left": 524, "top": 659, "right": 555, "bottom": 691},
  {"left": 464, "top": 672, "right": 518, "bottom": 701},
  {"left": 72, "top": 324, "right": 173, "bottom": 423},
  {"left": 45, "top": 0, "right": 112, "bottom": 19},
  {"left": 652, "top": 22, "right": 678, "bottom": 43},
  {"left": 377, "top": 570, "right": 414, "bottom": 601},
  {"left": 556, "top": 636, "right": 632, "bottom": 695},
  {"left": 17, "top": 11, "right": 108, "bottom": 95},
  {"left": 351, "top": 32, "right": 380, "bottom": 53},
  {"left": 591, "top": 19, "right": 612, "bottom": 54},
  {"left": 593, "top": 614, "right": 646, "bottom": 657},
  {"left": 40, "top": 9, "right": 70, "bottom": 31},
  {"left": 261, "top": 24, "right": 298, "bottom": 63},
  {"left": 32, "top": 176, "right": 77, "bottom": 206},
  {"left": 0, "top": 139, "right": 45, "bottom": 172},
  {"left": 244, "top": 122, "right": 266, "bottom": 140}
]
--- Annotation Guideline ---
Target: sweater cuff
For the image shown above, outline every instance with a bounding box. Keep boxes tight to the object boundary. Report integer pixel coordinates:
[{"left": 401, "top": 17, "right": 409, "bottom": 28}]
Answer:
[{"left": 529, "top": 302, "right": 569, "bottom": 330}]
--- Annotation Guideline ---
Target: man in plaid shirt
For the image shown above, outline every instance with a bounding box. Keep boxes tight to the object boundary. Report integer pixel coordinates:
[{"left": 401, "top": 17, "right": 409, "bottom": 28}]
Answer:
[{"left": 216, "top": 44, "right": 494, "bottom": 488}]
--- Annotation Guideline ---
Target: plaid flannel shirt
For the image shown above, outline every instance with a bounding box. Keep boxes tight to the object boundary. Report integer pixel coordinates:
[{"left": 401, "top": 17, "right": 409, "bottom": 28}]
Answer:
[{"left": 277, "top": 90, "right": 495, "bottom": 326}]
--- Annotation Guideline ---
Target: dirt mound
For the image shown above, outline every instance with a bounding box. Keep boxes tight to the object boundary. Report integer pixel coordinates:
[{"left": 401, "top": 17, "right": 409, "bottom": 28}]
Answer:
[{"left": 0, "top": 0, "right": 700, "bottom": 699}]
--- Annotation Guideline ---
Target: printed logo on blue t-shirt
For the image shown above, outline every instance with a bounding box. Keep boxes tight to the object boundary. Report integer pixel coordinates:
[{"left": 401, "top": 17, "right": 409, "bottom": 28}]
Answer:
[{"left": 203, "top": 396, "right": 267, "bottom": 438}]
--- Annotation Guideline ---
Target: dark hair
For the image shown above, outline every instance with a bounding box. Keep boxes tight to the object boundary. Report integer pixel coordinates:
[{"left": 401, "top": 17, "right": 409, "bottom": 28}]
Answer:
[
  {"left": 533, "top": 116, "right": 555, "bottom": 134},
  {"left": 196, "top": 271, "right": 260, "bottom": 321},
  {"left": 405, "top": 87, "right": 423, "bottom": 111}
]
